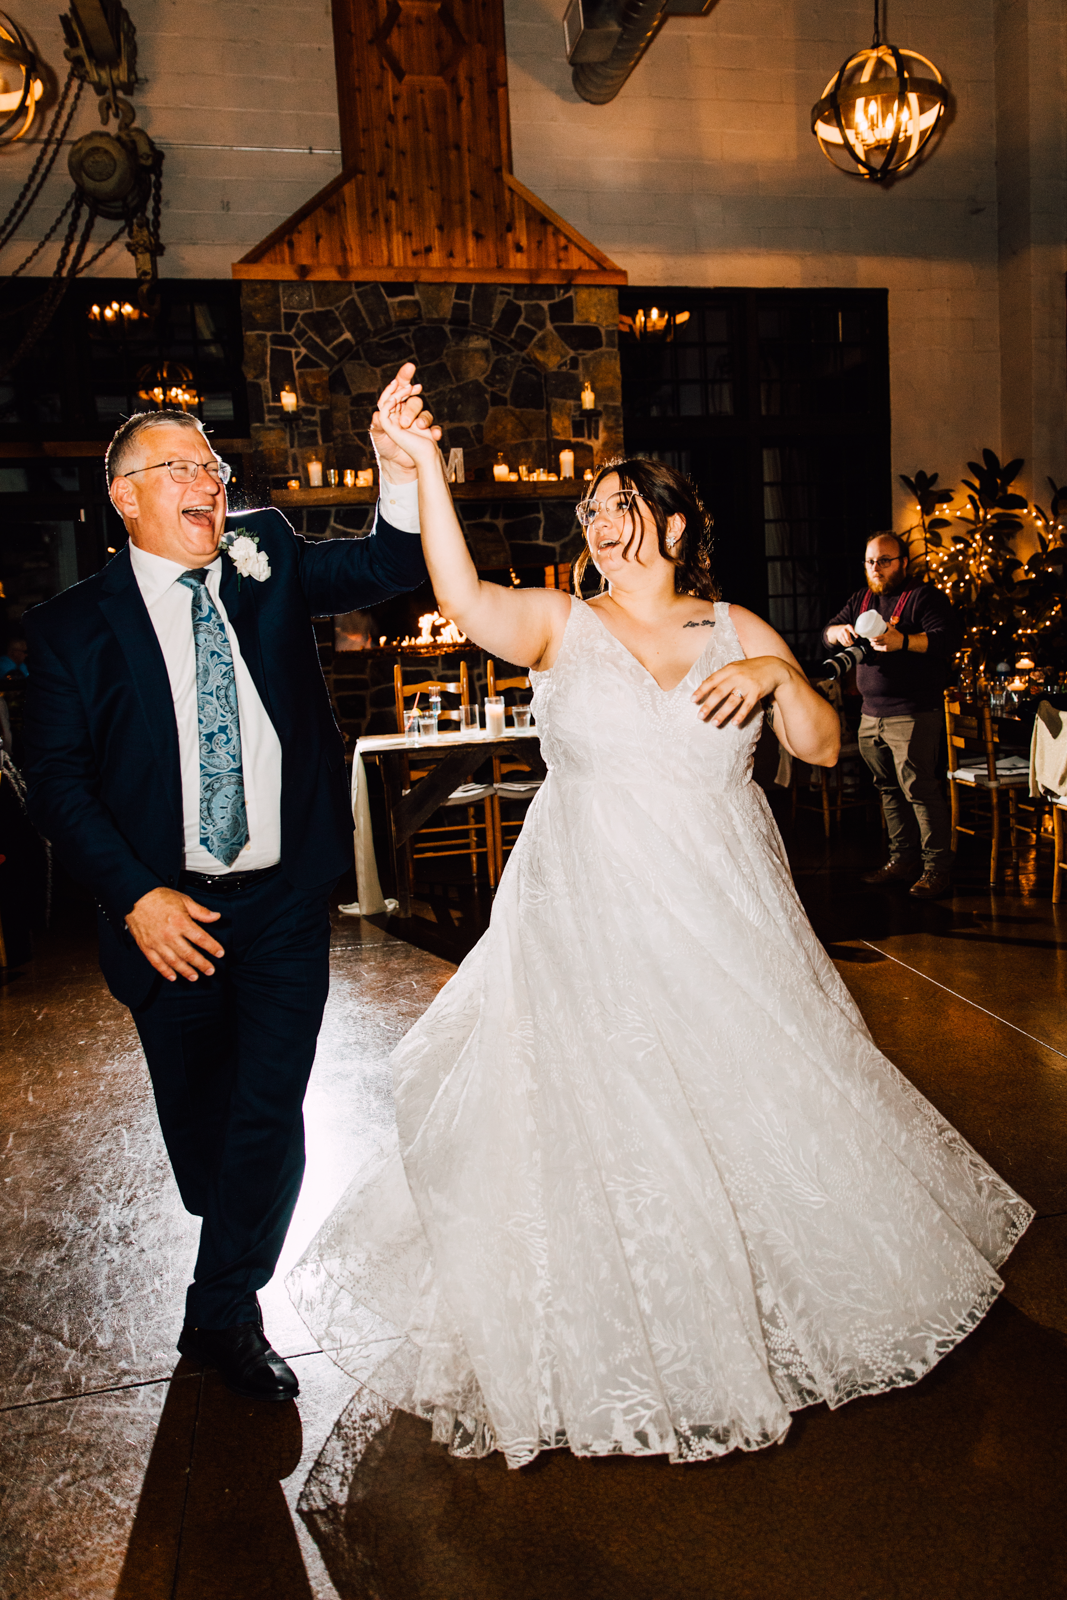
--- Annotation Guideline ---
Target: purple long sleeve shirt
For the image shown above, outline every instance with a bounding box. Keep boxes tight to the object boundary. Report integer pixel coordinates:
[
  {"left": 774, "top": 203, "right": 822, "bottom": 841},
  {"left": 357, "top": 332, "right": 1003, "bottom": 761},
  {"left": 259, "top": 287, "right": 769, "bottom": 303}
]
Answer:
[{"left": 822, "top": 582, "right": 960, "bottom": 717}]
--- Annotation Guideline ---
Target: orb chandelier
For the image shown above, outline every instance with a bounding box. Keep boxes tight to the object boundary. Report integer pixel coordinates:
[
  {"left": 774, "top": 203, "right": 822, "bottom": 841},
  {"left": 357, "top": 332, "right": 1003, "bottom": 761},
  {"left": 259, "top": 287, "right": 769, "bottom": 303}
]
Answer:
[
  {"left": 811, "top": 1, "right": 948, "bottom": 182},
  {"left": 0, "top": 11, "right": 44, "bottom": 144},
  {"left": 137, "top": 360, "right": 199, "bottom": 412}
]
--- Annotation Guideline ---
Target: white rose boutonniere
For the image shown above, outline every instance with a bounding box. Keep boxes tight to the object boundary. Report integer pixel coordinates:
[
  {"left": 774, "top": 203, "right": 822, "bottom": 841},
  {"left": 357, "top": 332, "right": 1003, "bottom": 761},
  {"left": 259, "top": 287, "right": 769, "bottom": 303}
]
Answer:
[{"left": 220, "top": 528, "right": 271, "bottom": 586}]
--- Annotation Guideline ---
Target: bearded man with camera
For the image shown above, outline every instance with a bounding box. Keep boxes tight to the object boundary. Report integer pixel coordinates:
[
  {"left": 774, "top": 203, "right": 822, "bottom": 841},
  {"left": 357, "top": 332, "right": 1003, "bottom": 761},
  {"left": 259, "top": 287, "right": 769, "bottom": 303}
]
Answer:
[{"left": 823, "top": 532, "right": 960, "bottom": 900}]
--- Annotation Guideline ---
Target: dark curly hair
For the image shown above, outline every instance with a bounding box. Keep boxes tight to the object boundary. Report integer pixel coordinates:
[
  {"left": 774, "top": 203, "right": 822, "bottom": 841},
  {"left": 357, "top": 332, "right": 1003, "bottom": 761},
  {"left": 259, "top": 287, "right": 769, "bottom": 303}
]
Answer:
[{"left": 573, "top": 456, "right": 718, "bottom": 601}]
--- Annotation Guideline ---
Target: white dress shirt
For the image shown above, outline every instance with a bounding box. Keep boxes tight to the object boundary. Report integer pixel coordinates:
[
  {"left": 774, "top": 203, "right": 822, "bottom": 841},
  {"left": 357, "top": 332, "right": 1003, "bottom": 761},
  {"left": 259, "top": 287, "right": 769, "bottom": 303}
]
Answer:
[
  {"left": 130, "top": 544, "right": 283, "bottom": 874},
  {"left": 378, "top": 475, "right": 421, "bottom": 533},
  {"left": 128, "top": 481, "right": 421, "bottom": 875}
]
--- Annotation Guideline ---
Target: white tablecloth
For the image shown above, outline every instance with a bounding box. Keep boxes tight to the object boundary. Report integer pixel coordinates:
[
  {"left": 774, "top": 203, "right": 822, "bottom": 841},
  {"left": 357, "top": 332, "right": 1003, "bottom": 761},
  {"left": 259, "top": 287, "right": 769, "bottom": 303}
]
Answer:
[{"left": 347, "top": 728, "right": 540, "bottom": 915}]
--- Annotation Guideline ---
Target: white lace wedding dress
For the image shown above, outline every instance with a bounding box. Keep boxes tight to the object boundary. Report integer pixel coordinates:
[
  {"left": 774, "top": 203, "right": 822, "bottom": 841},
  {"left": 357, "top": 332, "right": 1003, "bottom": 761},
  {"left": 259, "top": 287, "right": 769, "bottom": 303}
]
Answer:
[{"left": 289, "top": 598, "right": 1032, "bottom": 1468}]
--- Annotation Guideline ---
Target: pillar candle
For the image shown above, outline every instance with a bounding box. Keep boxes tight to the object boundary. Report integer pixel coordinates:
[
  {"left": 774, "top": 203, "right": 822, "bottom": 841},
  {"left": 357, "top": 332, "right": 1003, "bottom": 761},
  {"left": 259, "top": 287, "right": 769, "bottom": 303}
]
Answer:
[{"left": 485, "top": 697, "right": 505, "bottom": 738}]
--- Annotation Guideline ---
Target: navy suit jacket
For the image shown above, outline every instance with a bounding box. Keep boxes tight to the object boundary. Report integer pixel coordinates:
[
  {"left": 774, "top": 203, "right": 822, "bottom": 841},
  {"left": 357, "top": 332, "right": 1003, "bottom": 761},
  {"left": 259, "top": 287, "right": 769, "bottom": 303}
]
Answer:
[{"left": 24, "top": 505, "right": 427, "bottom": 1006}]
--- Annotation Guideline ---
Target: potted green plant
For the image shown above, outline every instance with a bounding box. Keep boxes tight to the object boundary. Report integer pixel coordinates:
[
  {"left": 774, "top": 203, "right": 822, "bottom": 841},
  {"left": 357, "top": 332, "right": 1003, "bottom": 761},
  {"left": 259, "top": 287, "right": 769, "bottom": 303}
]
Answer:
[{"left": 899, "top": 450, "right": 1067, "bottom": 679}]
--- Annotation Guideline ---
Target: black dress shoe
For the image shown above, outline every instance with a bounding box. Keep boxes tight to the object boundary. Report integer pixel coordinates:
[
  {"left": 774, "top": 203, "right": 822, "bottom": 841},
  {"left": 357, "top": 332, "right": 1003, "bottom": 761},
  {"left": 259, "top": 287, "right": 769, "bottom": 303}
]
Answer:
[{"left": 177, "top": 1319, "right": 299, "bottom": 1402}]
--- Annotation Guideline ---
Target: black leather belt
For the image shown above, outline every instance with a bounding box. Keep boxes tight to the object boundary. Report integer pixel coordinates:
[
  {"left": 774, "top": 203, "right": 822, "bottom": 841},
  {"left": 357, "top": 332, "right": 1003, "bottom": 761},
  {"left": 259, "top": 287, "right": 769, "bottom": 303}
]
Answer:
[{"left": 178, "top": 863, "right": 282, "bottom": 896}]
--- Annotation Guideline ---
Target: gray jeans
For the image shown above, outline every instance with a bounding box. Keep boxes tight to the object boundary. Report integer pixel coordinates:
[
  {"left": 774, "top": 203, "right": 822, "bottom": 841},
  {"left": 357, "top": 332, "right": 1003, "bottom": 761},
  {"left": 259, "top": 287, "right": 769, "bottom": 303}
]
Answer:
[{"left": 858, "top": 710, "right": 952, "bottom": 872}]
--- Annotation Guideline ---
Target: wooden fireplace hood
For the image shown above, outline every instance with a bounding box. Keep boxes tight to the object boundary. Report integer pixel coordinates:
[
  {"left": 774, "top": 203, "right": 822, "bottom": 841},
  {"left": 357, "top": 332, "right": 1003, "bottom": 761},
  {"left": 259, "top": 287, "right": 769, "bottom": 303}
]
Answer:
[{"left": 233, "top": 0, "right": 626, "bottom": 286}]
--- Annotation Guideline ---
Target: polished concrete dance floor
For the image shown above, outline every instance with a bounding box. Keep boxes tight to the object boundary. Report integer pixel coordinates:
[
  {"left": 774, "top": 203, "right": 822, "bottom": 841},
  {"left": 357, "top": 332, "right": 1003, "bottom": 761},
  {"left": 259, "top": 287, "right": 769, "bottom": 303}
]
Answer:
[{"left": 2, "top": 834, "right": 1066, "bottom": 1599}]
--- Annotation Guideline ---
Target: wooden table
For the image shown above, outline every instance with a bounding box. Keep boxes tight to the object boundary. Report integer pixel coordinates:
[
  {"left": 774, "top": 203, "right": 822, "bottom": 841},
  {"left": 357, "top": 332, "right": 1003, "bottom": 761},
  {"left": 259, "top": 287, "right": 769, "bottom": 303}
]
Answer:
[{"left": 353, "top": 728, "right": 541, "bottom": 917}]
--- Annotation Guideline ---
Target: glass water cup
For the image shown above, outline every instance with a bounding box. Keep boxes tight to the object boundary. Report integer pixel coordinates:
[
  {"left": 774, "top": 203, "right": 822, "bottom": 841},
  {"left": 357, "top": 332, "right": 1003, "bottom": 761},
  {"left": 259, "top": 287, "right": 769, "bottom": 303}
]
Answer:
[
  {"left": 417, "top": 713, "right": 438, "bottom": 740},
  {"left": 403, "top": 708, "right": 419, "bottom": 740},
  {"left": 512, "top": 706, "right": 533, "bottom": 730},
  {"left": 484, "top": 696, "right": 506, "bottom": 737},
  {"left": 459, "top": 704, "right": 480, "bottom": 732}
]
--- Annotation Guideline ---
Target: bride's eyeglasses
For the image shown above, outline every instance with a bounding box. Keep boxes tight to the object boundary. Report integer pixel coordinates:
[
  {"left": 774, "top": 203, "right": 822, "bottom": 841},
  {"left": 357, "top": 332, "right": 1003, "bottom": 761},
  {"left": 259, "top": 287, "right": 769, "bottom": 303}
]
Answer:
[
  {"left": 575, "top": 490, "right": 641, "bottom": 528},
  {"left": 121, "top": 458, "right": 233, "bottom": 485}
]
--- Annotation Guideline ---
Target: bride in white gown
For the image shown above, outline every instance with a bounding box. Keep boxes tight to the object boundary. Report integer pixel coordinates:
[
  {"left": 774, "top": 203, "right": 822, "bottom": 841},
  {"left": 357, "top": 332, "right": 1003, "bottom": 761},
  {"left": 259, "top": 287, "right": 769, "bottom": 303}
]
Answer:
[{"left": 289, "top": 365, "right": 1032, "bottom": 1470}]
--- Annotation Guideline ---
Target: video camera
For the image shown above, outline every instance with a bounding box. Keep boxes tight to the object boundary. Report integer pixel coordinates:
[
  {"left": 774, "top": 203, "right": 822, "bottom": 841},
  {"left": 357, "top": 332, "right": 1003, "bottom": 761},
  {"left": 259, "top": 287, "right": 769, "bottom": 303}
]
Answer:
[{"left": 819, "top": 610, "right": 887, "bottom": 682}]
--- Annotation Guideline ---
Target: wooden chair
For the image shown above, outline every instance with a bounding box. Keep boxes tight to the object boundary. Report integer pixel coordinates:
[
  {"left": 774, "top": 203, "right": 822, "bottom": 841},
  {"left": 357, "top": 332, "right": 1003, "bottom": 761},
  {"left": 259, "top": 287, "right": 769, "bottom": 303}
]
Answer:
[
  {"left": 944, "top": 688, "right": 1033, "bottom": 886},
  {"left": 394, "top": 663, "right": 497, "bottom": 897},
  {"left": 486, "top": 660, "right": 543, "bottom": 876}
]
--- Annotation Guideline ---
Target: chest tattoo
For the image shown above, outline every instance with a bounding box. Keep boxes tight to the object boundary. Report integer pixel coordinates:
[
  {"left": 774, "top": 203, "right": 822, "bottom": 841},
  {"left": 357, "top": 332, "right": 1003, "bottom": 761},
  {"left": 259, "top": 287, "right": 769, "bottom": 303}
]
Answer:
[{"left": 682, "top": 619, "right": 716, "bottom": 629}]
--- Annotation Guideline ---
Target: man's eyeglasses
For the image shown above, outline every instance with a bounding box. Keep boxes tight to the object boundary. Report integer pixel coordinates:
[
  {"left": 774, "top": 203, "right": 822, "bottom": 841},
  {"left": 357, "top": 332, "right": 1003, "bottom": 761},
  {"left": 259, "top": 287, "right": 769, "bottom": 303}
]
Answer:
[
  {"left": 120, "top": 458, "right": 232, "bottom": 486},
  {"left": 865, "top": 556, "right": 902, "bottom": 569},
  {"left": 576, "top": 490, "right": 641, "bottom": 527}
]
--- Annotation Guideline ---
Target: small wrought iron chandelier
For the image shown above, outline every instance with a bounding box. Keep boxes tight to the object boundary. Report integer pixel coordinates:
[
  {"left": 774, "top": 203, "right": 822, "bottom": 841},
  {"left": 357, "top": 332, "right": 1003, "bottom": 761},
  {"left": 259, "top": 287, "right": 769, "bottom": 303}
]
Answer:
[
  {"left": 137, "top": 360, "right": 199, "bottom": 412},
  {"left": 811, "top": 0, "right": 948, "bottom": 182}
]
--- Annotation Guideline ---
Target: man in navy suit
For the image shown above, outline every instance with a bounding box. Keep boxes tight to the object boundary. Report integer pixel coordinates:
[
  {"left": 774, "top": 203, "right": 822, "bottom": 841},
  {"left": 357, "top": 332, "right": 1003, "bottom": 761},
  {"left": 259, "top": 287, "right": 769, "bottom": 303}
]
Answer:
[{"left": 24, "top": 370, "right": 432, "bottom": 1400}]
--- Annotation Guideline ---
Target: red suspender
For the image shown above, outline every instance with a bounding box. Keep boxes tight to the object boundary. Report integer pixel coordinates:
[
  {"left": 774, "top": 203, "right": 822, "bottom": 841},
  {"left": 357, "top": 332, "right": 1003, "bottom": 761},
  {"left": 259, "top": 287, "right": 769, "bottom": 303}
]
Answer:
[{"left": 862, "top": 588, "right": 912, "bottom": 627}]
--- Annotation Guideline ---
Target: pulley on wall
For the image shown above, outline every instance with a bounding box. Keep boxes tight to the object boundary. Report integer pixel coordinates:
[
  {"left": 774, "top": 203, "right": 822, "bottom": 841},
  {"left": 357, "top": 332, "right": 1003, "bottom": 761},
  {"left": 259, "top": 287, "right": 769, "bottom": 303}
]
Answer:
[
  {"left": 62, "top": 0, "right": 164, "bottom": 308},
  {"left": 0, "top": 0, "right": 164, "bottom": 381},
  {"left": 811, "top": 0, "right": 949, "bottom": 182}
]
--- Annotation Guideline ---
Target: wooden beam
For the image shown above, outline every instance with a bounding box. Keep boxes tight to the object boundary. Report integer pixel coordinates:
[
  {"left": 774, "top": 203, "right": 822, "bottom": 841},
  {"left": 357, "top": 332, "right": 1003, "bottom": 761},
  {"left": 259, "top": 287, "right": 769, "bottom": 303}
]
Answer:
[
  {"left": 501, "top": 173, "right": 620, "bottom": 274},
  {"left": 232, "top": 263, "right": 626, "bottom": 284}
]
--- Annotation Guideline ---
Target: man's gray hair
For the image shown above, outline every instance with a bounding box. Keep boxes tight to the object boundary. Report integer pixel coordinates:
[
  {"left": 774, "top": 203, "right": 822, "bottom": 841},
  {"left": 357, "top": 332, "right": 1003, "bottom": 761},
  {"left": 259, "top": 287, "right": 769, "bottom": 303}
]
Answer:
[{"left": 106, "top": 410, "right": 209, "bottom": 485}]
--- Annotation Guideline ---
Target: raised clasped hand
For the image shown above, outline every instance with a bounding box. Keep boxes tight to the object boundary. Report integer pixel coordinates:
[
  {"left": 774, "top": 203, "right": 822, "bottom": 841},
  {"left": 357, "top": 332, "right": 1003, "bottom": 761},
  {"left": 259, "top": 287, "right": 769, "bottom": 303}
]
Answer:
[
  {"left": 371, "top": 361, "right": 443, "bottom": 477},
  {"left": 125, "top": 886, "right": 225, "bottom": 983},
  {"left": 692, "top": 655, "right": 793, "bottom": 725}
]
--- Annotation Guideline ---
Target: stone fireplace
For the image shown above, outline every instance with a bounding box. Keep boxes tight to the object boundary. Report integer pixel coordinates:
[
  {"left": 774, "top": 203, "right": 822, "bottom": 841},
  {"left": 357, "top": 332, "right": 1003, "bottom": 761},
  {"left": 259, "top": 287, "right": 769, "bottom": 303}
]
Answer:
[
  {"left": 239, "top": 276, "right": 623, "bottom": 569},
  {"left": 236, "top": 276, "right": 625, "bottom": 746}
]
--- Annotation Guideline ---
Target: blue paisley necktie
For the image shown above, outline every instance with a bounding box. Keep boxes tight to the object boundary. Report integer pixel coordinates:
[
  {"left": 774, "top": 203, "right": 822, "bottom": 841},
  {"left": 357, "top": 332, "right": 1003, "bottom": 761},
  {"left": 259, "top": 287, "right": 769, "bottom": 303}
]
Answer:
[{"left": 178, "top": 568, "right": 249, "bottom": 867}]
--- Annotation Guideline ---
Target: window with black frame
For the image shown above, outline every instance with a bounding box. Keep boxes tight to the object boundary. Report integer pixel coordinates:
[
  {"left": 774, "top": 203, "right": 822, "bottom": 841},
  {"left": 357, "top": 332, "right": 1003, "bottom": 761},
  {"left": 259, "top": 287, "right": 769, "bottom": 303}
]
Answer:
[
  {"left": 0, "top": 279, "right": 250, "bottom": 598},
  {"left": 0, "top": 278, "right": 248, "bottom": 441},
  {"left": 619, "top": 289, "right": 891, "bottom": 666}
]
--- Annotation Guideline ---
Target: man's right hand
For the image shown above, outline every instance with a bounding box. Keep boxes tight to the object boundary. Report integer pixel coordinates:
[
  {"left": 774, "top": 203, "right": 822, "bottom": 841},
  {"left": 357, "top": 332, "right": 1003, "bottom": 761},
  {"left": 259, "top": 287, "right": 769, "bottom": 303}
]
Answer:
[
  {"left": 125, "top": 887, "right": 224, "bottom": 982},
  {"left": 825, "top": 623, "right": 858, "bottom": 648}
]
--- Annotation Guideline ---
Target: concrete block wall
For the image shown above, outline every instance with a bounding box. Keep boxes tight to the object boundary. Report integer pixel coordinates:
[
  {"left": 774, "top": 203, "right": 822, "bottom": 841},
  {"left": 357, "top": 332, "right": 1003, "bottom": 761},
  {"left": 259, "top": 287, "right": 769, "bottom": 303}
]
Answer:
[
  {"left": 504, "top": 0, "right": 1066, "bottom": 519},
  {"left": 0, "top": 0, "right": 342, "bottom": 279}
]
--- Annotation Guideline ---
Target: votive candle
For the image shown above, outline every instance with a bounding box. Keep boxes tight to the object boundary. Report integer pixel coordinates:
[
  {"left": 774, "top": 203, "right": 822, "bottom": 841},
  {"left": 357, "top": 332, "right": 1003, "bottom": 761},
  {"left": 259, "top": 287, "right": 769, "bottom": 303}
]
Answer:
[{"left": 485, "top": 696, "right": 505, "bottom": 738}]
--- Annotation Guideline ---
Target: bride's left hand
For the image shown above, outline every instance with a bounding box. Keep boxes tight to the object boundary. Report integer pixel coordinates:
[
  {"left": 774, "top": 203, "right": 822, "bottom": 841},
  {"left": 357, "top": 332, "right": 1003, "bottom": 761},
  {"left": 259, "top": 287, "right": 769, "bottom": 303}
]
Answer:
[{"left": 692, "top": 655, "right": 793, "bottom": 725}]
